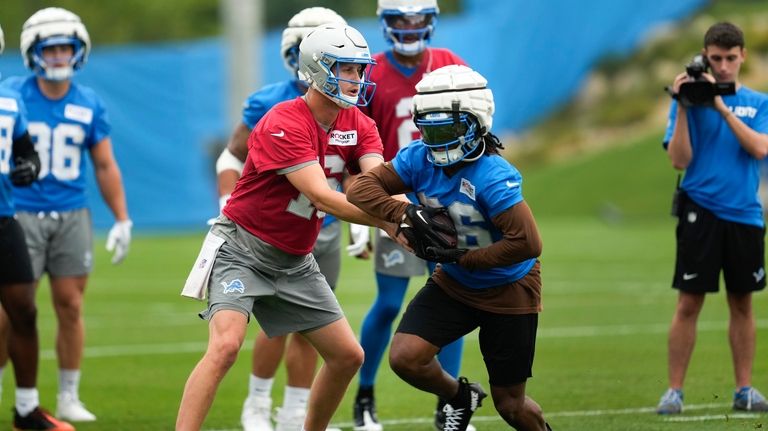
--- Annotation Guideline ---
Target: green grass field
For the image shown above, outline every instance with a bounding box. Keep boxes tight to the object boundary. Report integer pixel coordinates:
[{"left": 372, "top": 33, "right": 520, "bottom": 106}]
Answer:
[{"left": 9, "top": 134, "right": 768, "bottom": 430}]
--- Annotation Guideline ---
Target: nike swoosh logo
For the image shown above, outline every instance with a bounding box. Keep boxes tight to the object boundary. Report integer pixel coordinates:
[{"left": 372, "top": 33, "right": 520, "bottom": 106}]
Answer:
[
  {"left": 506, "top": 181, "right": 520, "bottom": 188},
  {"left": 270, "top": 130, "right": 285, "bottom": 138},
  {"left": 682, "top": 273, "right": 698, "bottom": 281},
  {"left": 415, "top": 210, "right": 428, "bottom": 224}
]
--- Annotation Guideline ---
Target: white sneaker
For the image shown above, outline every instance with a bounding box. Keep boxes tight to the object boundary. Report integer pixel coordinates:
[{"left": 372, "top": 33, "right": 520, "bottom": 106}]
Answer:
[
  {"left": 56, "top": 392, "right": 97, "bottom": 422},
  {"left": 242, "top": 395, "right": 273, "bottom": 431},
  {"left": 275, "top": 406, "right": 304, "bottom": 431},
  {"left": 274, "top": 406, "right": 341, "bottom": 431}
]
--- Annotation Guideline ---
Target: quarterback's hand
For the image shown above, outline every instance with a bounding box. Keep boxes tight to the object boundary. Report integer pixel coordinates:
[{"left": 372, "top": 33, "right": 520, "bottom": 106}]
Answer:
[
  {"left": 10, "top": 158, "right": 38, "bottom": 186},
  {"left": 207, "top": 194, "right": 231, "bottom": 225},
  {"left": 347, "top": 223, "right": 372, "bottom": 259},
  {"left": 106, "top": 219, "right": 132, "bottom": 264}
]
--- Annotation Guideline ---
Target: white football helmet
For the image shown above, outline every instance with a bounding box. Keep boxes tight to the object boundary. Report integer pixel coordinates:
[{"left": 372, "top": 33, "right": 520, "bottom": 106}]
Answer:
[
  {"left": 377, "top": 0, "right": 439, "bottom": 56},
  {"left": 20, "top": 7, "right": 91, "bottom": 81},
  {"left": 281, "top": 7, "right": 347, "bottom": 78},
  {"left": 298, "top": 24, "right": 376, "bottom": 109},
  {"left": 412, "top": 65, "right": 494, "bottom": 166}
]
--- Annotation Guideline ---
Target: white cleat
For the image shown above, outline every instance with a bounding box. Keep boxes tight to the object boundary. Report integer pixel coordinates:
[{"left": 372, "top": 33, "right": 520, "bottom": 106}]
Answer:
[
  {"left": 56, "top": 392, "right": 97, "bottom": 422},
  {"left": 273, "top": 406, "right": 340, "bottom": 431},
  {"left": 275, "top": 406, "right": 304, "bottom": 431},
  {"left": 242, "top": 395, "right": 273, "bottom": 431}
]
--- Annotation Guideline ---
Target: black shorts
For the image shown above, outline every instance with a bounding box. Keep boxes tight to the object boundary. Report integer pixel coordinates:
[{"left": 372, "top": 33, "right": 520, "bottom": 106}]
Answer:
[
  {"left": 673, "top": 197, "right": 766, "bottom": 294},
  {"left": 0, "top": 217, "right": 34, "bottom": 284},
  {"left": 396, "top": 278, "right": 538, "bottom": 386}
]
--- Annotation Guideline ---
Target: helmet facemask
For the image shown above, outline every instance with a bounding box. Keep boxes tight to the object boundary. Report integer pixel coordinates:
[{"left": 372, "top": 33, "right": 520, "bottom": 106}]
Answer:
[
  {"left": 380, "top": 10, "right": 437, "bottom": 56},
  {"left": 30, "top": 36, "right": 85, "bottom": 81},
  {"left": 416, "top": 105, "right": 483, "bottom": 166},
  {"left": 298, "top": 25, "right": 377, "bottom": 109},
  {"left": 314, "top": 55, "right": 376, "bottom": 108}
]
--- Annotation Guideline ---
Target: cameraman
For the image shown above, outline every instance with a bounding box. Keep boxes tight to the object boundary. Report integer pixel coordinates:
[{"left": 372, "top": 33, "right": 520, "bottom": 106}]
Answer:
[{"left": 657, "top": 22, "right": 768, "bottom": 415}]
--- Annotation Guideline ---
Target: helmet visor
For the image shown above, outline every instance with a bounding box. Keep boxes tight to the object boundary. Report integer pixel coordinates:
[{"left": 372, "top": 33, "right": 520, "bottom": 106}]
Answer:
[{"left": 416, "top": 112, "right": 470, "bottom": 146}]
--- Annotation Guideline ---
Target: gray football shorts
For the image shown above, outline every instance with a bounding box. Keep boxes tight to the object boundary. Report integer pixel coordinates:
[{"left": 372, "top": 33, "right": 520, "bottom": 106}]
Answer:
[
  {"left": 313, "top": 220, "right": 341, "bottom": 290},
  {"left": 16, "top": 208, "right": 93, "bottom": 278},
  {"left": 374, "top": 229, "right": 427, "bottom": 277},
  {"left": 201, "top": 216, "right": 344, "bottom": 338}
]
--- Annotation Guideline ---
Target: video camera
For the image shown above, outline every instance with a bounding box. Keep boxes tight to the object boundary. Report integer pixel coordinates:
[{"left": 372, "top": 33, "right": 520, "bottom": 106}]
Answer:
[{"left": 665, "top": 54, "right": 735, "bottom": 107}]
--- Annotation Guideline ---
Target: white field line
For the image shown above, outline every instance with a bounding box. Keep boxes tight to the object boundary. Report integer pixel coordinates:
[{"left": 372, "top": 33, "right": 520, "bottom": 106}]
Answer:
[
  {"left": 205, "top": 402, "right": 741, "bottom": 430},
  {"left": 53, "top": 319, "right": 768, "bottom": 360},
  {"left": 663, "top": 412, "right": 763, "bottom": 422}
]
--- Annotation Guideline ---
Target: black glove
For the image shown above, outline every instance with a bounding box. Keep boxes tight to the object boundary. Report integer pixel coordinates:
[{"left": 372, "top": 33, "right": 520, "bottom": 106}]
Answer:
[
  {"left": 424, "top": 246, "right": 468, "bottom": 264},
  {"left": 10, "top": 157, "right": 38, "bottom": 186},
  {"left": 398, "top": 204, "right": 460, "bottom": 261}
]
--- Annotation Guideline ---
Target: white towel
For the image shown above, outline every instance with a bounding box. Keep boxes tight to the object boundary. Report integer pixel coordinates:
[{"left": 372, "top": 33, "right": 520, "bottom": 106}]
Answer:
[{"left": 181, "top": 232, "right": 226, "bottom": 300}]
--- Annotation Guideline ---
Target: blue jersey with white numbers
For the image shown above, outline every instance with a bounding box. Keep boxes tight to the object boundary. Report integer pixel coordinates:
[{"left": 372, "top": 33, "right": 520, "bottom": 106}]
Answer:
[
  {"left": 3, "top": 76, "right": 110, "bottom": 212},
  {"left": 663, "top": 86, "right": 768, "bottom": 227},
  {"left": 392, "top": 141, "right": 537, "bottom": 289},
  {"left": 242, "top": 79, "right": 338, "bottom": 227},
  {"left": 0, "top": 88, "right": 29, "bottom": 217}
]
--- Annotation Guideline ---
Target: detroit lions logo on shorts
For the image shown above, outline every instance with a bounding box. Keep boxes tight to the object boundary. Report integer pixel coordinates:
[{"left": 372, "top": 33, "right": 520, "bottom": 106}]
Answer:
[
  {"left": 383, "top": 250, "right": 406, "bottom": 268},
  {"left": 221, "top": 279, "right": 245, "bottom": 294}
]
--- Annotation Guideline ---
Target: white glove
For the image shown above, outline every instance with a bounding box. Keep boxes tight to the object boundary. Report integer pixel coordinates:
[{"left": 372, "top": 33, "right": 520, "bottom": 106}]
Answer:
[
  {"left": 106, "top": 219, "right": 132, "bottom": 264},
  {"left": 346, "top": 223, "right": 371, "bottom": 257},
  {"left": 207, "top": 194, "right": 231, "bottom": 226}
]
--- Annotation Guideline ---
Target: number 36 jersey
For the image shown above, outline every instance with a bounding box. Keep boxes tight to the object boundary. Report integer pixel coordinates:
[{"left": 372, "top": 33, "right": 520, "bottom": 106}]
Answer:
[{"left": 3, "top": 76, "right": 111, "bottom": 212}]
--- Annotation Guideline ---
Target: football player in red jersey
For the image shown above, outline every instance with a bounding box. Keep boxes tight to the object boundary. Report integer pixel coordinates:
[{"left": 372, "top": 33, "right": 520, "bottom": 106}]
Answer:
[
  {"left": 176, "top": 24, "right": 398, "bottom": 431},
  {"left": 353, "top": 1, "right": 471, "bottom": 430}
]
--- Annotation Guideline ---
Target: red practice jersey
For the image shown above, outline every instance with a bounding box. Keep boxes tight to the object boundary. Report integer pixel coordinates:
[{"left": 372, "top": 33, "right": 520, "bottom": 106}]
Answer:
[
  {"left": 361, "top": 48, "right": 465, "bottom": 161},
  {"left": 224, "top": 97, "right": 382, "bottom": 255}
]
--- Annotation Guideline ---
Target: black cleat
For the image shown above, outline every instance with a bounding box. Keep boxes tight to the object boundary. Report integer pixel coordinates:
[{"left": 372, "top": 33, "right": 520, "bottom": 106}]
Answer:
[
  {"left": 440, "top": 377, "right": 486, "bottom": 431},
  {"left": 353, "top": 395, "right": 382, "bottom": 431},
  {"left": 13, "top": 407, "right": 75, "bottom": 431}
]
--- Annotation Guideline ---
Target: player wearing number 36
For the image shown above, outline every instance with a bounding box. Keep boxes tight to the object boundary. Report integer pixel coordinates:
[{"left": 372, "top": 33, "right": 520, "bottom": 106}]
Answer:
[
  {"left": 0, "top": 7, "right": 131, "bottom": 423},
  {"left": 347, "top": 65, "right": 553, "bottom": 431}
]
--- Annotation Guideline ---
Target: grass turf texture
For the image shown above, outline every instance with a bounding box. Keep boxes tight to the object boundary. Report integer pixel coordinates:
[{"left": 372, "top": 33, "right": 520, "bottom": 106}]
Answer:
[{"left": 6, "top": 132, "right": 768, "bottom": 430}]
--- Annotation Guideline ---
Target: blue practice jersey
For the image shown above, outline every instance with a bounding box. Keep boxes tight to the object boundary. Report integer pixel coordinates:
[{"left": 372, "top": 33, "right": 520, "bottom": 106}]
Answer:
[
  {"left": 0, "top": 88, "right": 29, "bottom": 217},
  {"left": 392, "top": 141, "right": 537, "bottom": 289},
  {"left": 3, "top": 76, "right": 110, "bottom": 212},
  {"left": 663, "top": 86, "right": 768, "bottom": 227},
  {"left": 242, "top": 79, "right": 339, "bottom": 227}
]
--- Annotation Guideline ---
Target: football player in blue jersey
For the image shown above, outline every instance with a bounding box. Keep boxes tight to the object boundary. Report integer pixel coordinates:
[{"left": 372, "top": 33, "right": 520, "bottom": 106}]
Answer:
[
  {"left": 210, "top": 8, "right": 360, "bottom": 431},
  {"left": 0, "top": 23, "right": 75, "bottom": 431},
  {"left": 348, "top": 65, "right": 552, "bottom": 431},
  {"left": 656, "top": 22, "right": 768, "bottom": 415},
  {"left": 0, "top": 7, "right": 131, "bottom": 423}
]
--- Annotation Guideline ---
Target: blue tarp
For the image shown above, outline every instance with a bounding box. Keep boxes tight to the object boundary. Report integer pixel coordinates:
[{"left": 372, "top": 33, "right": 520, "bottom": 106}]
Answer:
[{"left": 0, "top": 0, "right": 706, "bottom": 230}]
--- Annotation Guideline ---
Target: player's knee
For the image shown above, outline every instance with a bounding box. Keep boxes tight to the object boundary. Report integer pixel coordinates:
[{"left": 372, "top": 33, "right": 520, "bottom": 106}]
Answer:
[
  {"left": 207, "top": 337, "right": 241, "bottom": 369},
  {"left": 327, "top": 343, "right": 364, "bottom": 373},
  {"left": 5, "top": 304, "right": 37, "bottom": 336},
  {"left": 54, "top": 297, "right": 83, "bottom": 322},
  {"left": 388, "top": 345, "right": 419, "bottom": 377}
]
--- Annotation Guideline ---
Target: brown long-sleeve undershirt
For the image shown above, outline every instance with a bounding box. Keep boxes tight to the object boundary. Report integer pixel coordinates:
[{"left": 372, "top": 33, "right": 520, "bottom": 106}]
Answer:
[
  {"left": 346, "top": 162, "right": 543, "bottom": 270},
  {"left": 347, "top": 161, "right": 543, "bottom": 314}
]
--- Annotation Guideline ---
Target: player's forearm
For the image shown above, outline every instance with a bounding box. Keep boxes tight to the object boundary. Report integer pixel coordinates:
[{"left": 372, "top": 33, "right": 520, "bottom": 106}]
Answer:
[
  {"left": 95, "top": 165, "right": 129, "bottom": 221},
  {"left": 460, "top": 202, "right": 542, "bottom": 270},
  {"left": 347, "top": 163, "right": 410, "bottom": 222},
  {"left": 314, "top": 189, "right": 392, "bottom": 230},
  {"left": 667, "top": 107, "right": 692, "bottom": 170}
]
